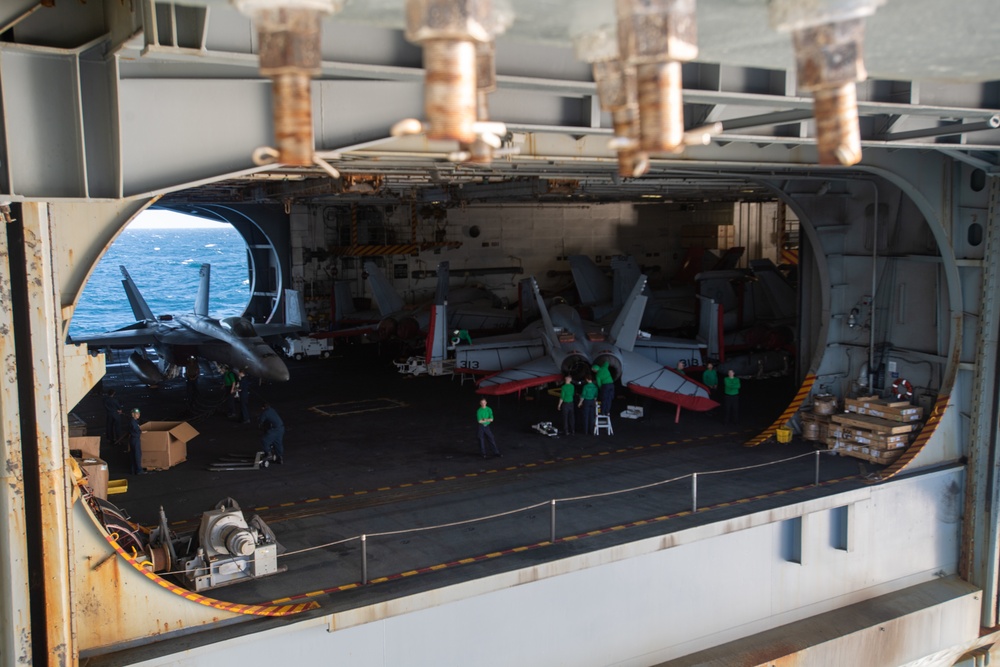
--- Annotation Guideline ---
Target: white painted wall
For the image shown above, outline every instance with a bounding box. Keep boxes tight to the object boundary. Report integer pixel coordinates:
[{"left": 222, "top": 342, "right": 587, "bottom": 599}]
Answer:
[{"left": 137, "top": 468, "right": 968, "bottom": 667}]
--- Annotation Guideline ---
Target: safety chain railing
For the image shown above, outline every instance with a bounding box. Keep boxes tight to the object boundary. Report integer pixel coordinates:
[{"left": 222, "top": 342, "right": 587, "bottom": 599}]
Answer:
[{"left": 250, "top": 449, "right": 844, "bottom": 589}]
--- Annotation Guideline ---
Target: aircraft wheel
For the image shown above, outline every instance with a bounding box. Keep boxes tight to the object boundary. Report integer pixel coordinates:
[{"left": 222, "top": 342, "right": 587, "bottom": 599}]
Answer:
[
  {"left": 260, "top": 458, "right": 270, "bottom": 468},
  {"left": 320, "top": 351, "right": 331, "bottom": 359},
  {"left": 294, "top": 353, "right": 304, "bottom": 361}
]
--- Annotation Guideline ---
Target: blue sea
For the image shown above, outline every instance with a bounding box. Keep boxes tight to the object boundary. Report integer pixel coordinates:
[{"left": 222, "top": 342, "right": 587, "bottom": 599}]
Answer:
[{"left": 69, "top": 226, "right": 251, "bottom": 337}]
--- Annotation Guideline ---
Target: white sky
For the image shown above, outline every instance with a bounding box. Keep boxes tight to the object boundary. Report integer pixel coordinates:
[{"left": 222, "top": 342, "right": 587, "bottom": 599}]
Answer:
[{"left": 128, "top": 209, "right": 229, "bottom": 229}]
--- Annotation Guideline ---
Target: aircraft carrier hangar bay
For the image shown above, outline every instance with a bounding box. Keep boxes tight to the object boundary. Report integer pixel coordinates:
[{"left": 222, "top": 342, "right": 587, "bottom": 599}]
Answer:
[{"left": 2, "top": 1, "right": 1000, "bottom": 665}]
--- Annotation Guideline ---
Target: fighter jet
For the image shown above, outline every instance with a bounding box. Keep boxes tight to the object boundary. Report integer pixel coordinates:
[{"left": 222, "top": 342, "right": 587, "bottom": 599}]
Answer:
[
  {"left": 451, "top": 275, "right": 720, "bottom": 418},
  {"left": 360, "top": 260, "right": 519, "bottom": 340},
  {"left": 69, "top": 264, "right": 303, "bottom": 384}
]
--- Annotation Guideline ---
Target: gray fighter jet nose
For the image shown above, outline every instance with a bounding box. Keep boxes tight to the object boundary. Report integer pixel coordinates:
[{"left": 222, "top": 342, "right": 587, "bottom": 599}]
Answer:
[{"left": 261, "top": 356, "right": 290, "bottom": 382}]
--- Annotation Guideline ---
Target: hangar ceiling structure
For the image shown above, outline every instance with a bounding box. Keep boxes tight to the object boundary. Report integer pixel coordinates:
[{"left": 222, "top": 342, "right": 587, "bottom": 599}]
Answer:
[
  {"left": 2, "top": 1, "right": 1000, "bottom": 666},
  {"left": 0, "top": 0, "right": 998, "bottom": 206}
]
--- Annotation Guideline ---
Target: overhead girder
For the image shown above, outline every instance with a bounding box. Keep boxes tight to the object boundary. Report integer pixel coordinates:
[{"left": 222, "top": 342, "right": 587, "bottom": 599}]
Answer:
[{"left": 1, "top": 3, "right": 999, "bottom": 202}]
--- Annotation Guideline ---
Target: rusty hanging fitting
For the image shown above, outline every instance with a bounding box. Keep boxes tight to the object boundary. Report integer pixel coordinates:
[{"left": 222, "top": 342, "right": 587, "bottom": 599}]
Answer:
[
  {"left": 770, "top": 0, "right": 885, "bottom": 166},
  {"left": 572, "top": 21, "right": 649, "bottom": 177},
  {"left": 615, "top": 0, "right": 698, "bottom": 154},
  {"left": 596, "top": 60, "right": 649, "bottom": 177},
  {"left": 404, "top": 0, "right": 499, "bottom": 144},
  {"left": 792, "top": 19, "right": 866, "bottom": 165},
  {"left": 0, "top": 204, "right": 14, "bottom": 224},
  {"left": 234, "top": 1, "right": 345, "bottom": 167},
  {"left": 459, "top": 40, "right": 500, "bottom": 163}
]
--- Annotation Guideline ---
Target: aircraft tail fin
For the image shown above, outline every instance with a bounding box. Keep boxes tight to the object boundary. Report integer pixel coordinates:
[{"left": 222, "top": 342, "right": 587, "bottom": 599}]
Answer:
[
  {"left": 332, "top": 281, "right": 357, "bottom": 323},
  {"left": 364, "top": 261, "right": 405, "bottom": 316},
  {"left": 120, "top": 266, "right": 156, "bottom": 322},
  {"left": 532, "top": 279, "right": 559, "bottom": 351},
  {"left": 284, "top": 289, "right": 305, "bottom": 328},
  {"left": 194, "top": 264, "right": 210, "bottom": 317},
  {"left": 696, "top": 295, "right": 724, "bottom": 361},
  {"left": 434, "top": 261, "right": 450, "bottom": 306},
  {"left": 517, "top": 278, "right": 537, "bottom": 325},
  {"left": 609, "top": 275, "right": 648, "bottom": 352},
  {"left": 569, "top": 255, "right": 611, "bottom": 305},
  {"left": 749, "top": 258, "right": 796, "bottom": 320},
  {"left": 610, "top": 256, "right": 642, "bottom": 310},
  {"left": 426, "top": 302, "right": 448, "bottom": 363}
]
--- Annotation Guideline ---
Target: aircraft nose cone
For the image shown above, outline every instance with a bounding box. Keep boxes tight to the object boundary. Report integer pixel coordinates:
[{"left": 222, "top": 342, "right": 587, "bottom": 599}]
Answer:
[{"left": 261, "top": 356, "right": 290, "bottom": 382}]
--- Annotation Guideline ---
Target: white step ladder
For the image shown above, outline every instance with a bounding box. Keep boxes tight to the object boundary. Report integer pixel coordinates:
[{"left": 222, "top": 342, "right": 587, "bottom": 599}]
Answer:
[{"left": 594, "top": 414, "right": 613, "bottom": 435}]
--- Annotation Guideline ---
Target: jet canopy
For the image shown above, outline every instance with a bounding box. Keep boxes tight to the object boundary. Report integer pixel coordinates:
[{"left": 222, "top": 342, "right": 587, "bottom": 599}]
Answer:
[{"left": 221, "top": 317, "right": 259, "bottom": 339}]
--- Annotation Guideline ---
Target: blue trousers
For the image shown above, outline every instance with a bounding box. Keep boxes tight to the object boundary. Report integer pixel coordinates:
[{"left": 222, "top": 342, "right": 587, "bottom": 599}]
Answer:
[
  {"left": 599, "top": 384, "right": 615, "bottom": 415},
  {"left": 581, "top": 399, "right": 597, "bottom": 435},
  {"left": 561, "top": 403, "right": 576, "bottom": 435},
  {"left": 478, "top": 424, "right": 499, "bottom": 456},
  {"left": 262, "top": 427, "right": 285, "bottom": 458}
]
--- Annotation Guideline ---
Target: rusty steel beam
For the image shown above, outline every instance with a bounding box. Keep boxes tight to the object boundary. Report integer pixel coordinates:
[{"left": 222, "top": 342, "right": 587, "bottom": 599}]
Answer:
[
  {"left": 21, "top": 202, "right": 77, "bottom": 667},
  {"left": 0, "top": 206, "right": 33, "bottom": 667}
]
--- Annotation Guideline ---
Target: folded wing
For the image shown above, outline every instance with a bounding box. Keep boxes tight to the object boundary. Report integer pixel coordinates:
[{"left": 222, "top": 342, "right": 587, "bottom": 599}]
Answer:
[
  {"left": 620, "top": 349, "right": 718, "bottom": 411},
  {"left": 475, "top": 356, "right": 562, "bottom": 395}
]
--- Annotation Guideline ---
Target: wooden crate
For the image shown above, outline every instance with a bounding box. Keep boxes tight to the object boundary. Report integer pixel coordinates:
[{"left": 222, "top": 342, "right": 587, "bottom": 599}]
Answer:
[
  {"left": 830, "top": 412, "right": 919, "bottom": 435},
  {"left": 828, "top": 427, "right": 910, "bottom": 449},
  {"left": 844, "top": 396, "right": 924, "bottom": 422},
  {"left": 828, "top": 442, "right": 904, "bottom": 464}
]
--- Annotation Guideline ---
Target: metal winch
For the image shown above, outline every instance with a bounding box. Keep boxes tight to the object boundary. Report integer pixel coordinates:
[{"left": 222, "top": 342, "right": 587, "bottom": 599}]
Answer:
[{"left": 146, "top": 497, "right": 284, "bottom": 592}]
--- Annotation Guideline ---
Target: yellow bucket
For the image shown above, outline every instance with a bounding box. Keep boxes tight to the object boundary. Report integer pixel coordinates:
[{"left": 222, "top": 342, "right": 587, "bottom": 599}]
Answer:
[{"left": 776, "top": 426, "right": 793, "bottom": 444}]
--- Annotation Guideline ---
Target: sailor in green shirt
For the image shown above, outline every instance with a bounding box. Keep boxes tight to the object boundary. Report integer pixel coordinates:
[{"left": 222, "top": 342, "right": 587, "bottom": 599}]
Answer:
[
  {"left": 723, "top": 369, "right": 741, "bottom": 425},
  {"left": 578, "top": 376, "right": 599, "bottom": 435},
  {"left": 557, "top": 375, "right": 576, "bottom": 435},
  {"left": 476, "top": 397, "right": 501, "bottom": 458},
  {"left": 593, "top": 362, "right": 615, "bottom": 415},
  {"left": 701, "top": 361, "right": 718, "bottom": 403}
]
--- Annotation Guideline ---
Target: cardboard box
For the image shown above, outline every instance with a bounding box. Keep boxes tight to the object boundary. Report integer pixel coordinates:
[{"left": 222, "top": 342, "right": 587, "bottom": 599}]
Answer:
[
  {"left": 140, "top": 421, "right": 198, "bottom": 470},
  {"left": 69, "top": 436, "right": 101, "bottom": 459},
  {"left": 68, "top": 412, "right": 88, "bottom": 437},
  {"left": 77, "top": 457, "right": 108, "bottom": 500}
]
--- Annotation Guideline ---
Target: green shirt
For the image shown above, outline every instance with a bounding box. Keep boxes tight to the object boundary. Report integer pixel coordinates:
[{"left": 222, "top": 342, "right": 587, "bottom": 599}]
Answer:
[
  {"left": 477, "top": 406, "right": 494, "bottom": 425},
  {"left": 560, "top": 382, "right": 575, "bottom": 402},
  {"left": 724, "top": 376, "right": 741, "bottom": 396},
  {"left": 581, "top": 382, "right": 598, "bottom": 400},
  {"left": 702, "top": 368, "right": 718, "bottom": 388},
  {"left": 594, "top": 362, "right": 613, "bottom": 387}
]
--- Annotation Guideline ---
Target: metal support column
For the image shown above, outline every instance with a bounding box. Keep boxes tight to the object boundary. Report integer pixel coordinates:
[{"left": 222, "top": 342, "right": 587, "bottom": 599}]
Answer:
[
  {"left": 962, "top": 175, "right": 1000, "bottom": 626},
  {"left": 0, "top": 206, "right": 33, "bottom": 667},
  {"left": 21, "top": 203, "right": 77, "bottom": 665}
]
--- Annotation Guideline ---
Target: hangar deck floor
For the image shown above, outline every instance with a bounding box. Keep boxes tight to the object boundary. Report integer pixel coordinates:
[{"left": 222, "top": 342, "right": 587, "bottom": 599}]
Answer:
[{"left": 72, "top": 344, "right": 879, "bottom": 663}]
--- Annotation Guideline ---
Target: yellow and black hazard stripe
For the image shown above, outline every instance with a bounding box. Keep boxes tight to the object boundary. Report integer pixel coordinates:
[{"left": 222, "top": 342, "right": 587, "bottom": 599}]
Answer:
[
  {"left": 103, "top": 535, "right": 320, "bottom": 616},
  {"left": 878, "top": 393, "right": 948, "bottom": 480},
  {"left": 744, "top": 374, "right": 816, "bottom": 447}
]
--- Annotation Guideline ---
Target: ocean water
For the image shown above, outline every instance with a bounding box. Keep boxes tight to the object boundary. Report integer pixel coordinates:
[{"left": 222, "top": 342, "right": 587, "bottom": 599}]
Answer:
[{"left": 68, "top": 226, "right": 250, "bottom": 337}]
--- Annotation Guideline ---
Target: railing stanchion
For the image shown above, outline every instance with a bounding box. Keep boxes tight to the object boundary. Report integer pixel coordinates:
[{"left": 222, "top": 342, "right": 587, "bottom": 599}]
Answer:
[
  {"left": 814, "top": 450, "right": 821, "bottom": 486},
  {"left": 692, "top": 473, "right": 698, "bottom": 513},
  {"left": 550, "top": 499, "right": 557, "bottom": 543},
  {"left": 361, "top": 534, "right": 368, "bottom": 585}
]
